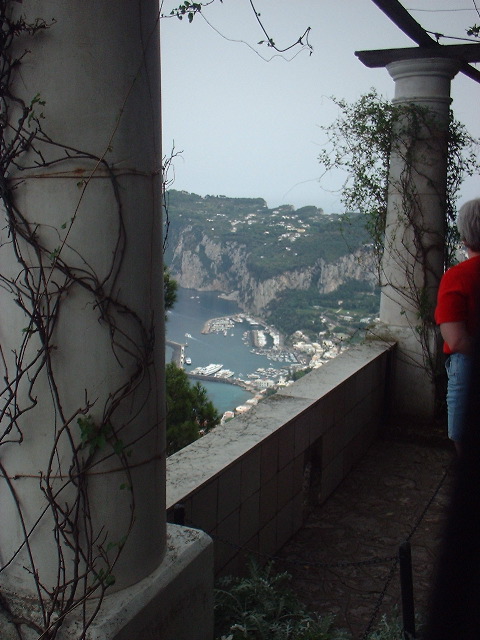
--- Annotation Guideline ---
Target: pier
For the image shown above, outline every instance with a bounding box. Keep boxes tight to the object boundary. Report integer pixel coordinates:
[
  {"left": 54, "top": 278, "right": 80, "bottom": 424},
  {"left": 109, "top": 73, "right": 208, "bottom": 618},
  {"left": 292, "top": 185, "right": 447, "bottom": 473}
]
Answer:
[
  {"left": 166, "top": 340, "right": 185, "bottom": 367},
  {"left": 166, "top": 341, "right": 254, "bottom": 394},
  {"left": 185, "top": 372, "right": 253, "bottom": 392}
]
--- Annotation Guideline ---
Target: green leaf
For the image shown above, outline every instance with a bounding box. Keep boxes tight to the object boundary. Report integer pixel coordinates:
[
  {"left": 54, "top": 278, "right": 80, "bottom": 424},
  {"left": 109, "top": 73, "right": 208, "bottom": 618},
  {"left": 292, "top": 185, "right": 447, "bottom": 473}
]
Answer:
[
  {"left": 113, "top": 439, "right": 124, "bottom": 455},
  {"left": 105, "top": 574, "right": 116, "bottom": 586},
  {"left": 49, "top": 246, "right": 61, "bottom": 261}
]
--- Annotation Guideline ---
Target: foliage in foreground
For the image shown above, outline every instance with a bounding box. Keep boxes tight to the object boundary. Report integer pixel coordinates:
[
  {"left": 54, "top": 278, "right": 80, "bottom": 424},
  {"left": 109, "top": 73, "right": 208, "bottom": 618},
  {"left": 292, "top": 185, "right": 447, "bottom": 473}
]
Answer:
[
  {"left": 215, "top": 561, "right": 349, "bottom": 640},
  {"left": 164, "top": 264, "right": 178, "bottom": 315},
  {"left": 366, "top": 612, "right": 404, "bottom": 640},
  {"left": 215, "top": 560, "right": 420, "bottom": 640}
]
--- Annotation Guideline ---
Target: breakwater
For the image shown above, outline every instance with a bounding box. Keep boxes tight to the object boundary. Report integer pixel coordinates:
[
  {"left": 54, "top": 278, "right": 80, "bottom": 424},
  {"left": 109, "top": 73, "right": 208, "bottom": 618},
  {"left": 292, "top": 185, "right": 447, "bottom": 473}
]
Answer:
[
  {"left": 166, "top": 340, "right": 184, "bottom": 366},
  {"left": 185, "top": 372, "right": 251, "bottom": 391},
  {"left": 166, "top": 340, "right": 252, "bottom": 391}
]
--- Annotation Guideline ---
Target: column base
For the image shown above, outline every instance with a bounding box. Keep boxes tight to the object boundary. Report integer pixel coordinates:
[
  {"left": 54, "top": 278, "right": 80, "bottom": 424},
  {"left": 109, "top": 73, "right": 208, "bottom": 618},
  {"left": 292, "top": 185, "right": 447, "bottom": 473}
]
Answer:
[
  {"left": 369, "top": 322, "right": 441, "bottom": 423},
  {"left": 75, "top": 524, "right": 214, "bottom": 640},
  {"left": 0, "top": 525, "right": 214, "bottom": 640}
]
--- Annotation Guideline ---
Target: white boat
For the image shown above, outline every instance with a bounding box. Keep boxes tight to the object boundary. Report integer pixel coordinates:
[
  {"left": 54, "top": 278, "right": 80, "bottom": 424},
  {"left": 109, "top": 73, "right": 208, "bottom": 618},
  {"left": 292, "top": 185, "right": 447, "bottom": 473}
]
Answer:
[
  {"left": 185, "top": 357, "right": 192, "bottom": 365},
  {"left": 191, "top": 363, "right": 224, "bottom": 376},
  {"left": 215, "top": 369, "right": 234, "bottom": 379},
  {"left": 202, "top": 363, "right": 224, "bottom": 376}
]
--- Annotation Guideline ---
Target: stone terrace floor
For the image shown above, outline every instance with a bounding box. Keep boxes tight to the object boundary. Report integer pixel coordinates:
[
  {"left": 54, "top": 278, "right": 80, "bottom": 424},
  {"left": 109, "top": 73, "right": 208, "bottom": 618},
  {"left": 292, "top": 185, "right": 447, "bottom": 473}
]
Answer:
[{"left": 275, "top": 434, "right": 455, "bottom": 639}]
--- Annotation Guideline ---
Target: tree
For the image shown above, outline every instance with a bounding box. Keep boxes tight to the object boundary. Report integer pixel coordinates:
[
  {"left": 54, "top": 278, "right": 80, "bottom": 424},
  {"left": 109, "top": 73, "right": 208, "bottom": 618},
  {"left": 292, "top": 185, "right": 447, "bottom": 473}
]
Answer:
[
  {"left": 163, "top": 268, "right": 219, "bottom": 454},
  {"left": 164, "top": 268, "right": 219, "bottom": 454},
  {"left": 164, "top": 264, "right": 178, "bottom": 314},
  {"left": 165, "top": 362, "right": 220, "bottom": 455}
]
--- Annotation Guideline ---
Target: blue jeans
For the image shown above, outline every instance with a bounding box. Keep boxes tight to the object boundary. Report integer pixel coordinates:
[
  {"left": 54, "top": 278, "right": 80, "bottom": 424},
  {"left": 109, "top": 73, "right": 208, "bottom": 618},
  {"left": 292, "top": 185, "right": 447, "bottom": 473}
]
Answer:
[{"left": 446, "top": 352, "right": 472, "bottom": 442}]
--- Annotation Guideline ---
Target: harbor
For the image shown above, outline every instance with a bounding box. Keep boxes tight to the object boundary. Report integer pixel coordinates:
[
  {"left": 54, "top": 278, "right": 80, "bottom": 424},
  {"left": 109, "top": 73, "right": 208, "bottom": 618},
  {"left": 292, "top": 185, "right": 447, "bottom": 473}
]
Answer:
[
  {"left": 167, "top": 311, "right": 300, "bottom": 394},
  {"left": 165, "top": 340, "right": 276, "bottom": 395},
  {"left": 165, "top": 288, "right": 352, "bottom": 416}
]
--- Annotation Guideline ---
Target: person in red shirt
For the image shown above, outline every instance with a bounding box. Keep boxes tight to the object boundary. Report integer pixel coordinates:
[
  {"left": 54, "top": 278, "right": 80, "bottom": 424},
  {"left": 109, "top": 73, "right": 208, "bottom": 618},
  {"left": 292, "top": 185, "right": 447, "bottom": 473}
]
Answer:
[{"left": 435, "top": 198, "right": 480, "bottom": 453}]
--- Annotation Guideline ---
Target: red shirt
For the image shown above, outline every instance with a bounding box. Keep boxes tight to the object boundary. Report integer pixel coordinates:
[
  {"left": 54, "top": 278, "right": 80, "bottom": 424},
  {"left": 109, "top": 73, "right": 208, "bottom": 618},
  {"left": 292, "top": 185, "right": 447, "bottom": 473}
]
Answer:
[{"left": 435, "top": 255, "right": 480, "bottom": 354}]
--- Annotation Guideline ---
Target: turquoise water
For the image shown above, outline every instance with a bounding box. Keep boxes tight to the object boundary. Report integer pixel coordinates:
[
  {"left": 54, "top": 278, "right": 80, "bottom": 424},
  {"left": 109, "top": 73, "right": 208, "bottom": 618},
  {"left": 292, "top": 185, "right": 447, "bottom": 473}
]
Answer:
[
  {"left": 165, "top": 288, "right": 285, "bottom": 413},
  {"left": 197, "top": 380, "right": 253, "bottom": 415}
]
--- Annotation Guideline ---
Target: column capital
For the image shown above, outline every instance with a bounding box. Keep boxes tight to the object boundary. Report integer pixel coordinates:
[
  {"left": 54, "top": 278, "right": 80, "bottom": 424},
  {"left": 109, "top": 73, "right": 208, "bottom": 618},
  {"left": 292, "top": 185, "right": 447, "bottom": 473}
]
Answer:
[
  {"left": 387, "top": 56, "right": 460, "bottom": 81},
  {"left": 387, "top": 57, "right": 461, "bottom": 105}
]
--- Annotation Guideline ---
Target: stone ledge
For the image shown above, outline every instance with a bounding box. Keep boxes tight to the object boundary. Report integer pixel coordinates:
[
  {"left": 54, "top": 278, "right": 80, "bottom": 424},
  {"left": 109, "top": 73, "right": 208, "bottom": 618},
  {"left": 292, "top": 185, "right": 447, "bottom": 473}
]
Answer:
[
  {"left": 167, "top": 340, "right": 394, "bottom": 511},
  {"left": 58, "top": 525, "right": 214, "bottom": 640}
]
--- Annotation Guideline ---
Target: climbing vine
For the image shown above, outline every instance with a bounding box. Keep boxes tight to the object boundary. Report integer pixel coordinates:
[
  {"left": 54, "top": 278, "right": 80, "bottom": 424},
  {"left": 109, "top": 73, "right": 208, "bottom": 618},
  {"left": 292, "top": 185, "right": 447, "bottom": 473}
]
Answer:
[
  {"left": 318, "top": 90, "right": 480, "bottom": 384},
  {"left": 319, "top": 90, "right": 479, "bottom": 267},
  {"left": 0, "top": 4, "right": 160, "bottom": 639}
]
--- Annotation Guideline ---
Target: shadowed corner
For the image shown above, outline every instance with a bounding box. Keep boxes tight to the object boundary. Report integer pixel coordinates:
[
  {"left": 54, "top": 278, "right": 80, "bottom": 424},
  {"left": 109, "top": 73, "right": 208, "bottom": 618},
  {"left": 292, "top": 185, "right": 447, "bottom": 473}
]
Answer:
[{"left": 424, "top": 329, "right": 480, "bottom": 639}]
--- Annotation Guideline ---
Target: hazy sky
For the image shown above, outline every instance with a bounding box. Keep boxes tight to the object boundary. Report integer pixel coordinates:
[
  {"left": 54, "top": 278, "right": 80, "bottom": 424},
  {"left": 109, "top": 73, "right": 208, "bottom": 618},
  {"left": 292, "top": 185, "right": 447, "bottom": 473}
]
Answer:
[{"left": 160, "top": 1, "right": 480, "bottom": 212}]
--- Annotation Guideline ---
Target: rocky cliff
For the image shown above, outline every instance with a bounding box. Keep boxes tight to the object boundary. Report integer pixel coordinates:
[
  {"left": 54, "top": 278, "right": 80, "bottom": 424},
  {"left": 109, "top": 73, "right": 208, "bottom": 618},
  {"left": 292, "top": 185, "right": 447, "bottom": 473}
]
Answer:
[
  {"left": 164, "top": 190, "right": 377, "bottom": 316},
  {"left": 168, "top": 228, "right": 377, "bottom": 316}
]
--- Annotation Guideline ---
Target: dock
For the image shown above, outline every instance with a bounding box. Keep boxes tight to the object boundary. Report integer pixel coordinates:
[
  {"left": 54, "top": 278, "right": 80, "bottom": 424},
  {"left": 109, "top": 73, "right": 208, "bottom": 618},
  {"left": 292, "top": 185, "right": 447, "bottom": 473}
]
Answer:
[{"left": 166, "top": 340, "right": 185, "bottom": 367}]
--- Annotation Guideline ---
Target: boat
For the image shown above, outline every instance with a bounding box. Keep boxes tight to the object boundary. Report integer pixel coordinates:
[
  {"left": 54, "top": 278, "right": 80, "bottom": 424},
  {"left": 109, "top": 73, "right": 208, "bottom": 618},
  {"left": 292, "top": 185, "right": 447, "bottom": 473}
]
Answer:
[
  {"left": 202, "top": 363, "right": 224, "bottom": 376},
  {"left": 215, "top": 369, "right": 234, "bottom": 379},
  {"left": 191, "top": 363, "right": 224, "bottom": 376},
  {"left": 185, "top": 357, "right": 192, "bottom": 365}
]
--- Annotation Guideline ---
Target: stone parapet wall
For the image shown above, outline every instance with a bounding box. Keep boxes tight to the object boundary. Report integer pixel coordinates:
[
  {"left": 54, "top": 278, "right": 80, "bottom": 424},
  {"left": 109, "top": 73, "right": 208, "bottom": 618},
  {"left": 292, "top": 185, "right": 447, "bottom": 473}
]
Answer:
[{"left": 166, "top": 341, "right": 395, "bottom": 575}]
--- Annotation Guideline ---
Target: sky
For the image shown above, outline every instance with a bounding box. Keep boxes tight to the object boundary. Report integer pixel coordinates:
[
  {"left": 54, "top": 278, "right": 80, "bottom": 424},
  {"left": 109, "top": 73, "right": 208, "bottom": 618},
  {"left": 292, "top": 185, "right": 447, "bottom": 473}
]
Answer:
[{"left": 160, "top": 0, "right": 480, "bottom": 213}]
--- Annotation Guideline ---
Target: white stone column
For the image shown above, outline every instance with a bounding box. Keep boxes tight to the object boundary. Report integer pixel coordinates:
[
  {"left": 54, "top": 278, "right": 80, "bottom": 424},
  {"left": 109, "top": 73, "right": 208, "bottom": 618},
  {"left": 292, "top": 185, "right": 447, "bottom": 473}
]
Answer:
[
  {"left": 0, "top": 5, "right": 214, "bottom": 639},
  {"left": 0, "top": 0, "right": 165, "bottom": 598},
  {"left": 379, "top": 57, "right": 460, "bottom": 419}
]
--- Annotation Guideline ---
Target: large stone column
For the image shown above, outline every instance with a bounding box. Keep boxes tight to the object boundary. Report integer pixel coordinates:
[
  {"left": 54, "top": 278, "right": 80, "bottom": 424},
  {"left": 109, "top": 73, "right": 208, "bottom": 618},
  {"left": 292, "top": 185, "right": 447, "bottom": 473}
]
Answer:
[
  {"left": 0, "top": 6, "right": 213, "bottom": 638},
  {"left": 0, "top": 0, "right": 165, "bottom": 598},
  {"left": 379, "top": 57, "right": 460, "bottom": 420},
  {"left": 0, "top": 4, "right": 211, "bottom": 639}
]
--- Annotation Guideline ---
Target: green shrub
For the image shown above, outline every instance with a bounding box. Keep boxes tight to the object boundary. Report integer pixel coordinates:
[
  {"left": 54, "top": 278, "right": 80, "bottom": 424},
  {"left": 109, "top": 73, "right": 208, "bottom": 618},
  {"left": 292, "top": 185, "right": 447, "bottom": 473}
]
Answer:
[
  {"left": 366, "top": 608, "right": 421, "bottom": 640},
  {"left": 214, "top": 561, "right": 422, "bottom": 640},
  {"left": 214, "top": 560, "right": 350, "bottom": 640}
]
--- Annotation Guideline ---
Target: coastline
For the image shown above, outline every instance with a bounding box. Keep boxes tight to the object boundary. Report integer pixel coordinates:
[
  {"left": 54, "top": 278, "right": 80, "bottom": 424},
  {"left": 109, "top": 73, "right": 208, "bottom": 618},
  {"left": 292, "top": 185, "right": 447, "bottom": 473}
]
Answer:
[{"left": 166, "top": 287, "right": 378, "bottom": 417}]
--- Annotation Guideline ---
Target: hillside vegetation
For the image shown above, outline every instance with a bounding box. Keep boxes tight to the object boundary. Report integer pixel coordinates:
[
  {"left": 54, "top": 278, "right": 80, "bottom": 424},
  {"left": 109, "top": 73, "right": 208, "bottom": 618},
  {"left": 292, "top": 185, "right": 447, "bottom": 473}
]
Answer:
[
  {"left": 164, "top": 190, "right": 372, "bottom": 279},
  {"left": 164, "top": 190, "right": 380, "bottom": 340},
  {"left": 267, "top": 279, "right": 380, "bottom": 339}
]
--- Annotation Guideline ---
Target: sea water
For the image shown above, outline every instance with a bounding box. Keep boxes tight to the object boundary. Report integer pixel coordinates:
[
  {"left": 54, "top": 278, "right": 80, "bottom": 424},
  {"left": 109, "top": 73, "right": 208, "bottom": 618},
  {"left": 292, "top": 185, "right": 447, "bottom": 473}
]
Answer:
[{"left": 165, "top": 288, "right": 286, "bottom": 413}]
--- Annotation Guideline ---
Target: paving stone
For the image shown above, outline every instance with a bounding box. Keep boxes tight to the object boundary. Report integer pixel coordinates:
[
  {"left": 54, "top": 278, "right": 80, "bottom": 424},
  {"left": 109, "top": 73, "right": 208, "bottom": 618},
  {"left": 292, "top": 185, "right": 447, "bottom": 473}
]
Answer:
[{"left": 275, "top": 436, "right": 455, "bottom": 639}]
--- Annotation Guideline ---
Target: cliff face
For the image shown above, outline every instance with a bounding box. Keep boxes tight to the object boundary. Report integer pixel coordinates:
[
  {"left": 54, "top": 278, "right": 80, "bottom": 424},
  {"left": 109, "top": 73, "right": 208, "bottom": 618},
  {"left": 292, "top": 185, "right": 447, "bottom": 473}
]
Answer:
[{"left": 169, "top": 229, "right": 376, "bottom": 315}]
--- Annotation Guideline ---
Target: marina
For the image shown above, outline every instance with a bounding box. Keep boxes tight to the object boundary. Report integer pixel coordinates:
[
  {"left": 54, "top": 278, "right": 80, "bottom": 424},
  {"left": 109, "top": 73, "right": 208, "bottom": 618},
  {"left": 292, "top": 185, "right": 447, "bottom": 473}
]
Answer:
[
  {"left": 165, "top": 293, "right": 296, "bottom": 416},
  {"left": 168, "top": 312, "right": 300, "bottom": 391},
  {"left": 166, "top": 288, "right": 351, "bottom": 417}
]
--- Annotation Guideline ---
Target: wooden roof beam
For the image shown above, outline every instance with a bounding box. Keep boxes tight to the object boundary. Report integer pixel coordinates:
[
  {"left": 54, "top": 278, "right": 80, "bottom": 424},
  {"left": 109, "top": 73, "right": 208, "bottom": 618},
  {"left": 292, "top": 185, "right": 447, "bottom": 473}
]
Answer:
[
  {"left": 356, "top": 43, "right": 480, "bottom": 68},
  {"left": 368, "top": 0, "right": 480, "bottom": 83}
]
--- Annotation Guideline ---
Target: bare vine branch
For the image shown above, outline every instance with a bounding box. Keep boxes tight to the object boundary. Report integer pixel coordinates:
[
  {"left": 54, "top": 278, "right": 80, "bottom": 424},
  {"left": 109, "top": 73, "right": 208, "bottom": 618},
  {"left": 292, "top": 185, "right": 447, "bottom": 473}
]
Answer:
[
  {"left": 0, "top": 4, "right": 159, "bottom": 638},
  {"left": 162, "top": 0, "right": 313, "bottom": 58}
]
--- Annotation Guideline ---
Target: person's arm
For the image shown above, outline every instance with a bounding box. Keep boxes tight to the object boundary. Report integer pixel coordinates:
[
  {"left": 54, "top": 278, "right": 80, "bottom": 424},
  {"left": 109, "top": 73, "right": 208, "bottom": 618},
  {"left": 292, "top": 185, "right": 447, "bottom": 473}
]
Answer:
[{"left": 440, "top": 321, "right": 472, "bottom": 355}]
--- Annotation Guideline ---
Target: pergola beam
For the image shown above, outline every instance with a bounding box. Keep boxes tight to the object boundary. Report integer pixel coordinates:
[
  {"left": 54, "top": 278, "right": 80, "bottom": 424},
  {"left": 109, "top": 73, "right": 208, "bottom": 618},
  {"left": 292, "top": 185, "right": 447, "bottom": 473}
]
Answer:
[
  {"left": 356, "top": 43, "right": 480, "bottom": 68},
  {"left": 369, "top": 0, "right": 480, "bottom": 83},
  {"left": 371, "top": 0, "right": 439, "bottom": 47}
]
